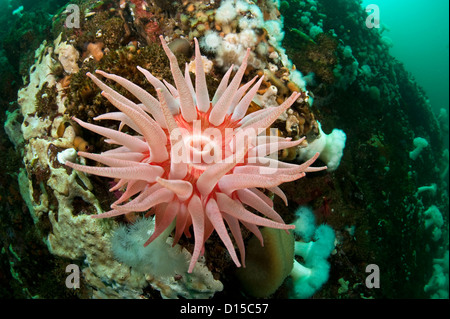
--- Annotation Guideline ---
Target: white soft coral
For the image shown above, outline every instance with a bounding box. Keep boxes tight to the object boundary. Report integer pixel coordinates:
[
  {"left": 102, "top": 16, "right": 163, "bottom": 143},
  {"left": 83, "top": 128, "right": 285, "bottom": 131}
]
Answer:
[
  {"left": 111, "top": 217, "right": 189, "bottom": 277},
  {"left": 424, "top": 251, "right": 449, "bottom": 298},
  {"left": 239, "top": 29, "right": 258, "bottom": 48},
  {"left": 423, "top": 205, "right": 444, "bottom": 241},
  {"left": 215, "top": 0, "right": 237, "bottom": 25},
  {"left": 290, "top": 206, "right": 335, "bottom": 299},
  {"left": 298, "top": 121, "right": 347, "bottom": 172}
]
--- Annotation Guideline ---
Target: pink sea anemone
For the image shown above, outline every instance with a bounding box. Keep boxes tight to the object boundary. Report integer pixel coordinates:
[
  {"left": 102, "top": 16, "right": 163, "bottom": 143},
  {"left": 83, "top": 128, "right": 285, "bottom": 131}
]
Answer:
[{"left": 65, "top": 35, "right": 326, "bottom": 273}]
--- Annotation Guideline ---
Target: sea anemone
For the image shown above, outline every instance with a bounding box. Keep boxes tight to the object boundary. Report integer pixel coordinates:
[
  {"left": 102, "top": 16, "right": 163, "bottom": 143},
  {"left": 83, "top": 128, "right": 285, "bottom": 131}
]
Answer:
[
  {"left": 65, "top": 35, "right": 326, "bottom": 273},
  {"left": 215, "top": 0, "right": 237, "bottom": 25},
  {"left": 200, "top": 30, "right": 223, "bottom": 53},
  {"left": 239, "top": 29, "right": 258, "bottom": 48}
]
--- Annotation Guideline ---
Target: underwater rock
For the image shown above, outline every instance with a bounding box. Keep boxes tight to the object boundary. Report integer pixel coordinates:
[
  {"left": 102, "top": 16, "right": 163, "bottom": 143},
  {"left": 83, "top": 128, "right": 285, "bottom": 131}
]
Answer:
[{"left": 14, "top": 38, "right": 223, "bottom": 299}]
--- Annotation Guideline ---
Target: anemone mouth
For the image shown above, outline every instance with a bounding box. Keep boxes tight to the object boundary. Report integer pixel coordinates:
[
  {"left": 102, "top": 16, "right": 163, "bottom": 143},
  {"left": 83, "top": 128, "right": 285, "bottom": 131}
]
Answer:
[
  {"left": 182, "top": 131, "right": 223, "bottom": 176},
  {"left": 186, "top": 134, "right": 217, "bottom": 155}
]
